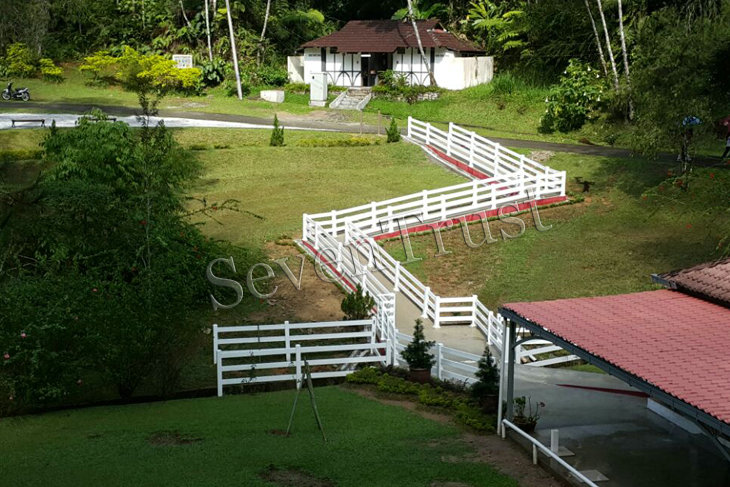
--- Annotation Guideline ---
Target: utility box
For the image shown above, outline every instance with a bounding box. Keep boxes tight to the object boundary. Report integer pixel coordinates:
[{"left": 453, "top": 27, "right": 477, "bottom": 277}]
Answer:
[{"left": 309, "top": 73, "right": 328, "bottom": 107}]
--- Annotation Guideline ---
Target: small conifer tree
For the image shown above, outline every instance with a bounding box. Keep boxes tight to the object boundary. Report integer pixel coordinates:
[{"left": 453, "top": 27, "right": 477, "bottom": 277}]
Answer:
[
  {"left": 471, "top": 346, "right": 500, "bottom": 399},
  {"left": 341, "top": 284, "right": 375, "bottom": 320},
  {"left": 386, "top": 117, "right": 401, "bottom": 143},
  {"left": 270, "top": 114, "right": 284, "bottom": 146},
  {"left": 401, "top": 319, "right": 435, "bottom": 369}
]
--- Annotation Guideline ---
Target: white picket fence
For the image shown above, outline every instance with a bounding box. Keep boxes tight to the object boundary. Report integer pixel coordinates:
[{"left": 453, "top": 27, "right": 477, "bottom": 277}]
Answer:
[
  {"left": 297, "top": 118, "right": 579, "bottom": 368},
  {"left": 394, "top": 331, "right": 482, "bottom": 385},
  {"left": 214, "top": 319, "right": 392, "bottom": 396}
]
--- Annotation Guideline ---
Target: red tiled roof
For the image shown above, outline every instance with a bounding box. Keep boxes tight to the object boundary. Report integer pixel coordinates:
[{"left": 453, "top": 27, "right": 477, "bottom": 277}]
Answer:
[
  {"left": 657, "top": 258, "right": 730, "bottom": 307},
  {"left": 300, "top": 20, "right": 482, "bottom": 53},
  {"left": 502, "top": 290, "right": 730, "bottom": 426}
]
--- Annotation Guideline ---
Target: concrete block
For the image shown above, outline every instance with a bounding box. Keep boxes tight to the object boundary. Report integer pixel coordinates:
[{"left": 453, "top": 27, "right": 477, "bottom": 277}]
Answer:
[{"left": 261, "top": 90, "right": 285, "bottom": 103}]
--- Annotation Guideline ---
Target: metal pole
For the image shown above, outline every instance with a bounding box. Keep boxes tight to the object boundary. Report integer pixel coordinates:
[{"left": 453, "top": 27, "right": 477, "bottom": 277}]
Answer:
[{"left": 505, "top": 320, "right": 516, "bottom": 421}]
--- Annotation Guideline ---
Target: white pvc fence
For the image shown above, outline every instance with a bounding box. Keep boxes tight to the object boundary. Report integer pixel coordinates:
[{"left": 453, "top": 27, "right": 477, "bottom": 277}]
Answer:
[
  {"left": 214, "top": 319, "right": 391, "bottom": 396},
  {"left": 394, "top": 331, "right": 481, "bottom": 385},
  {"left": 298, "top": 118, "right": 578, "bottom": 368}
]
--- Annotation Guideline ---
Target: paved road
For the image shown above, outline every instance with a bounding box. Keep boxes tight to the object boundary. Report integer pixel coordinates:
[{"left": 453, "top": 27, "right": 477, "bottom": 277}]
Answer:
[{"left": 5, "top": 101, "right": 725, "bottom": 165}]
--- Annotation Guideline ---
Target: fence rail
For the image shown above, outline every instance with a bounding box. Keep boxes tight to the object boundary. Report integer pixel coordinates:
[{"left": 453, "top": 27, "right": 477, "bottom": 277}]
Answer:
[{"left": 214, "top": 318, "right": 392, "bottom": 396}]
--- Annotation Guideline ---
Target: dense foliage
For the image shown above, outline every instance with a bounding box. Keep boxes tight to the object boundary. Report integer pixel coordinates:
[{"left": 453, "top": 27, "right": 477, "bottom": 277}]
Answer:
[
  {"left": 340, "top": 284, "right": 376, "bottom": 320},
  {"left": 0, "top": 115, "right": 248, "bottom": 410},
  {"left": 539, "top": 59, "right": 605, "bottom": 133}
]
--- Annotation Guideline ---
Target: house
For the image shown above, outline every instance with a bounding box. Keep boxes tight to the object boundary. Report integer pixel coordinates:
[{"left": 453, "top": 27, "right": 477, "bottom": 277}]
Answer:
[{"left": 287, "top": 19, "right": 493, "bottom": 91}]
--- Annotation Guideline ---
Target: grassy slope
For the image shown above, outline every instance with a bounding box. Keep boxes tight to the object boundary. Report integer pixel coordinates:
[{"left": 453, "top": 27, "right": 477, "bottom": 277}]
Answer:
[
  {"left": 0, "top": 387, "right": 515, "bottom": 487},
  {"left": 180, "top": 129, "right": 464, "bottom": 246},
  {"left": 384, "top": 152, "right": 729, "bottom": 310}
]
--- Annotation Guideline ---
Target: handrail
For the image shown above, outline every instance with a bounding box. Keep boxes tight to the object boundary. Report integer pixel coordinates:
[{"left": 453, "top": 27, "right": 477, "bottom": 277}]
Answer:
[{"left": 501, "top": 420, "right": 599, "bottom": 487}]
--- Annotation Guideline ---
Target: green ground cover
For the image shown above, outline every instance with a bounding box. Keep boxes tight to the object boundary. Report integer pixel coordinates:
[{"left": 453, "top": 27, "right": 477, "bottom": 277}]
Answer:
[
  {"left": 383, "top": 152, "right": 729, "bottom": 310},
  {"left": 0, "top": 386, "right": 516, "bottom": 487}
]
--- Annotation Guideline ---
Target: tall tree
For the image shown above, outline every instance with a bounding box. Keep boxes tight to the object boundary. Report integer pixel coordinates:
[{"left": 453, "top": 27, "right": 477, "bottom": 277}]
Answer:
[
  {"left": 584, "top": 0, "right": 608, "bottom": 77},
  {"left": 406, "top": 0, "right": 436, "bottom": 86},
  {"left": 617, "top": 0, "right": 633, "bottom": 118},
  {"left": 595, "top": 0, "right": 619, "bottom": 90},
  {"left": 224, "top": 0, "right": 242, "bottom": 99},
  {"left": 204, "top": 0, "right": 213, "bottom": 61},
  {"left": 258, "top": 0, "right": 272, "bottom": 66}
]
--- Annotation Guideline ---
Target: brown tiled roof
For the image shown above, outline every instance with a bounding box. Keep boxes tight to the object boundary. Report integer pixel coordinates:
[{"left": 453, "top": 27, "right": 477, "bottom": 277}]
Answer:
[
  {"left": 502, "top": 290, "right": 730, "bottom": 427},
  {"left": 655, "top": 258, "right": 730, "bottom": 307},
  {"left": 300, "top": 20, "right": 482, "bottom": 54}
]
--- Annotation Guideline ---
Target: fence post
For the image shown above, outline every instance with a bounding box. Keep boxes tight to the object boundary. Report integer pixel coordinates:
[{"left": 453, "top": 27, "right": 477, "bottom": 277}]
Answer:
[
  {"left": 469, "top": 131, "right": 475, "bottom": 167},
  {"left": 434, "top": 295, "right": 441, "bottom": 328},
  {"left": 519, "top": 155, "right": 526, "bottom": 196},
  {"left": 343, "top": 223, "right": 350, "bottom": 245},
  {"left": 302, "top": 214, "right": 309, "bottom": 241},
  {"left": 371, "top": 317, "right": 377, "bottom": 344},
  {"left": 422, "top": 287, "right": 430, "bottom": 318},
  {"left": 370, "top": 201, "right": 377, "bottom": 233},
  {"left": 440, "top": 195, "right": 447, "bottom": 220},
  {"left": 407, "top": 116, "right": 412, "bottom": 138},
  {"left": 285, "top": 321, "right": 291, "bottom": 362},
  {"left": 494, "top": 143, "right": 501, "bottom": 176},
  {"left": 212, "top": 324, "right": 219, "bottom": 364},
  {"left": 472, "top": 180, "right": 479, "bottom": 208},
  {"left": 487, "top": 311, "right": 493, "bottom": 345},
  {"left": 436, "top": 343, "right": 443, "bottom": 380},
  {"left": 447, "top": 122, "right": 453, "bottom": 156},
  {"left": 470, "top": 295, "right": 478, "bottom": 327},
  {"left": 425, "top": 123, "right": 431, "bottom": 145},
  {"left": 561, "top": 171, "right": 567, "bottom": 196},
  {"left": 216, "top": 350, "right": 223, "bottom": 397},
  {"left": 535, "top": 173, "right": 542, "bottom": 200},
  {"left": 393, "top": 261, "right": 401, "bottom": 292},
  {"left": 295, "top": 344, "right": 302, "bottom": 390},
  {"left": 336, "top": 242, "right": 343, "bottom": 271},
  {"left": 422, "top": 190, "right": 429, "bottom": 220},
  {"left": 385, "top": 339, "right": 392, "bottom": 366},
  {"left": 330, "top": 212, "right": 337, "bottom": 234},
  {"left": 314, "top": 225, "right": 320, "bottom": 249},
  {"left": 387, "top": 207, "right": 394, "bottom": 233}
]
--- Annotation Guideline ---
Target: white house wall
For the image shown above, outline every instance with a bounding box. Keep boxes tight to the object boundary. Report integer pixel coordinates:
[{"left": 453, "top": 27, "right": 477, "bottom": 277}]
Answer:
[
  {"left": 301, "top": 48, "right": 362, "bottom": 87},
  {"left": 435, "top": 54, "right": 494, "bottom": 90},
  {"left": 287, "top": 55, "right": 305, "bottom": 83}
]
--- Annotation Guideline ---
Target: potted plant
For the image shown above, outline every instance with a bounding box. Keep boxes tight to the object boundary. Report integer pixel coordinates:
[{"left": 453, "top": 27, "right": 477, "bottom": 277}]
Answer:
[
  {"left": 401, "top": 319, "right": 435, "bottom": 384},
  {"left": 512, "top": 396, "right": 545, "bottom": 433},
  {"left": 471, "top": 346, "right": 500, "bottom": 413}
]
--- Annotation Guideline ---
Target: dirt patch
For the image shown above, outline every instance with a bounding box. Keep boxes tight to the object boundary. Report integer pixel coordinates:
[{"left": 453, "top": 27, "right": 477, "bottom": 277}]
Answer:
[
  {"left": 259, "top": 465, "right": 335, "bottom": 487},
  {"left": 347, "top": 386, "right": 565, "bottom": 487},
  {"left": 245, "top": 242, "right": 344, "bottom": 324},
  {"left": 268, "top": 429, "right": 290, "bottom": 436},
  {"left": 528, "top": 150, "right": 555, "bottom": 164},
  {"left": 147, "top": 431, "right": 202, "bottom": 446}
]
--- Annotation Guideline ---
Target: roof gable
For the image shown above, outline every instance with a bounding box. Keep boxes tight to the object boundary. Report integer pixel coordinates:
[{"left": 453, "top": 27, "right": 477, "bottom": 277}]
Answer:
[
  {"left": 655, "top": 257, "right": 730, "bottom": 308},
  {"left": 300, "top": 19, "right": 482, "bottom": 54}
]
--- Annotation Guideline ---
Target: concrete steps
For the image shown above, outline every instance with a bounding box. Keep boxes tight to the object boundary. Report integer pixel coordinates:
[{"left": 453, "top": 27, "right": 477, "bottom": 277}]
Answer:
[{"left": 331, "top": 87, "right": 372, "bottom": 110}]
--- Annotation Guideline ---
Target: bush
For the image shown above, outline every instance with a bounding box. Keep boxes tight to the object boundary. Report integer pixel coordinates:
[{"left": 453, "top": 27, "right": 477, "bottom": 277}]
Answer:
[
  {"left": 401, "top": 319, "right": 435, "bottom": 370},
  {"left": 254, "top": 65, "right": 288, "bottom": 86},
  {"left": 5, "top": 43, "right": 36, "bottom": 78},
  {"left": 200, "top": 57, "right": 228, "bottom": 87},
  {"left": 285, "top": 82, "right": 309, "bottom": 93},
  {"left": 341, "top": 284, "right": 376, "bottom": 320},
  {"left": 295, "top": 136, "right": 382, "bottom": 147},
  {"left": 270, "top": 114, "right": 284, "bottom": 146},
  {"left": 376, "top": 374, "right": 421, "bottom": 395},
  {"left": 345, "top": 366, "right": 383, "bottom": 384},
  {"left": 386, "top": 118, "right": 401, "bottom": 143},
  {"left": 539, "top": 59, "right": 605, "bottom": 133},
  {"left": 39, "top": 58, "right": 63, "bottom": 83}
]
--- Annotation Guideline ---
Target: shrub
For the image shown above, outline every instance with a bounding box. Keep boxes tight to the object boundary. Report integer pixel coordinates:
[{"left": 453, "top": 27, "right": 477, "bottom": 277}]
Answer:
[
  {"left": 418, "top": 385, "right": 458, "bottom": 408},
  {"left": 199, "top": 57, "right": 227, "bottom": 87},
  {"left": 401, "top": 319, "right": 435, "bottom": 370},
  {"left": 376, "top": 374, "right": 421, "bottom": 395},
  {"left": 254, "top": 65, "right": 288, "bottom": 86},
  {"left": 539, "top": 59, "right": 605, "bottom": 133},
  {"left": 341, "top": 284, "right": 376, "bottom": 320},
  {"left": 285, "top": 82, "right": 309, "bottom": 93},
  {"left": 295, "top": 136, "right": 382, "bottom": 147},
  {"left": 345, "top": 366, "right": 383, "bottom": 384},
  {"left": 386, "top": 118, "right": 401, "bottom": 143},
  {"left": 270, "top": 114, "right": 284, "bottom": 146},
  {"left": 39, "top": 58, "right": 63, "bottom": 83},
  {"left": 5, "top": 43, "right": 36, "bottom": 78},
  {"left": 471, "top": 346, "right": 500, "bottom": 399}
]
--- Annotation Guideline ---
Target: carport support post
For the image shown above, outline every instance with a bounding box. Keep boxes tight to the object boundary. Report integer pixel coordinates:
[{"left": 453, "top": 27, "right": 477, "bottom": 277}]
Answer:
[
  {"left": 505, "top": 320, "right": 517, "bottom": 422},
  {"left": 497, "top": 321, "right": 509, "bottom": 435}
]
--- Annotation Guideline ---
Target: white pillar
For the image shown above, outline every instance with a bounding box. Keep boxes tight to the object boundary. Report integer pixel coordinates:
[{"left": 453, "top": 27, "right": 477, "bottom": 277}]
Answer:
[{"left": 422, "top": 287, "right": 430, "bottom": 318}]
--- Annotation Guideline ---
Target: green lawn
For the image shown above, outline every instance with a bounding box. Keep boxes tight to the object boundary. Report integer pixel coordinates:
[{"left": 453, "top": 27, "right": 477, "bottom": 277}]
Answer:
[
  {"left": 383, "top": 152, "right": 730, "bottom": 310},
  {"left": 0, "top": 386, "right": 516, "bottom": 487},
  {"left": 182, "top": 129, "right": 464, "bottom": 246}
]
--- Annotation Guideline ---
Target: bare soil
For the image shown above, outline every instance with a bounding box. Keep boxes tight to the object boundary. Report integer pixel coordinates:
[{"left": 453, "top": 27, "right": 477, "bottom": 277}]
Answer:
[
  {"left": 348, "top": 387, "right": 566, "bottom": 487},
  {"left": 259, "top": 465, "right": 335, "bottom": 487}
]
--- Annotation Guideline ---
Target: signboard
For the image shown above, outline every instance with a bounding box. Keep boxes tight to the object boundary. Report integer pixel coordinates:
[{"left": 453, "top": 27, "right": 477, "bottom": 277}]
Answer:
[{"left": 172, "top": 55, "right": 194, "bottom": 69}]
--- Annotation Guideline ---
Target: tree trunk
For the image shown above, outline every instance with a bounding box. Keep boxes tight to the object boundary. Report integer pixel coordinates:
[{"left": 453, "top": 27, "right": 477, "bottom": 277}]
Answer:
[
  {"left": 204, "top": 0, "right": 213, "bottom": 61},
  {"left": 180, "top": 0, "right": 193, "bottom": 29},
  {"left": 617, "top": 0, "right": 634, "bottom": 119},
  {"left": 406, "top": 0, "right": 436, "bottom": 86},
  {"left": 595, "top": 0, "right": 619, "bottom": 90},
  {"left": 224, "top": 0, "right": 243, "bottom": 100},
  {"left": 584, "top": 0, "right": 608, "bottom": 78},
  {"left": 258, "top": 0, "right": 272, "bottom": 66}
]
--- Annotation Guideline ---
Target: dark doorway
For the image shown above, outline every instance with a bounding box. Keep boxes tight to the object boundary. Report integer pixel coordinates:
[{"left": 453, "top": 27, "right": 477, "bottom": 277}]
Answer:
[{"left": 361, "top": 53, "right": 388, "bottom": 86}]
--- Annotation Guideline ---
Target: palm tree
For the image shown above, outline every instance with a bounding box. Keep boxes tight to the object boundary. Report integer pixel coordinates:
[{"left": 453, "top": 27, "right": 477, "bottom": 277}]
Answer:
[
  {"left": 406, "top": 0, "right": 437, "bottom": 86},
  {"left": 595, "top": 0, "right": 619, "bottom": 90},
  {"left": 583, "top": 0, "right": 608, "bottom": 78},
  {"left": 224, "top": 0, "right": 242, "bottom": 99}
]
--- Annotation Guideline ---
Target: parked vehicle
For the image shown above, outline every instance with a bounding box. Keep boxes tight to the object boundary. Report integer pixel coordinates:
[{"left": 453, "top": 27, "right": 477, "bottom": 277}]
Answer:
[{"left": 2, "top": 83, "right": 30, "bottom": 101}]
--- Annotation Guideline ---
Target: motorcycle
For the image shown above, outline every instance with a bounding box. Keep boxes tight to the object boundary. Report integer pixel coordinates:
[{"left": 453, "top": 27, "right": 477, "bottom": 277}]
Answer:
[{"left": 2, "top": 82, "right": 30, "bottom": 101}]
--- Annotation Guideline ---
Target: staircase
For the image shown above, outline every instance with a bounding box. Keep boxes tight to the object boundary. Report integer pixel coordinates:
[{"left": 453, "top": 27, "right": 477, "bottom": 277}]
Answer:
[{"left": 330, "top": 87, "right": 372, "bottom": 110}]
